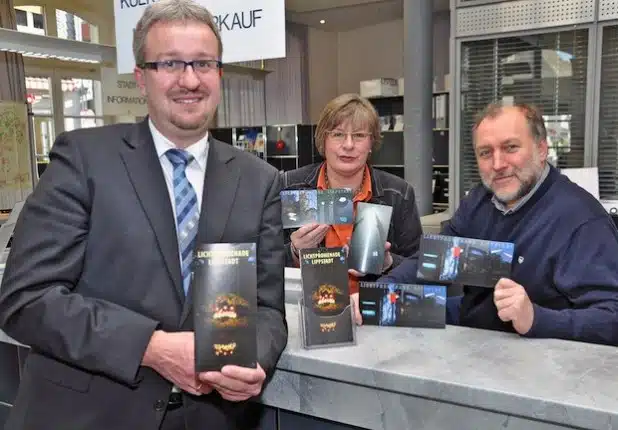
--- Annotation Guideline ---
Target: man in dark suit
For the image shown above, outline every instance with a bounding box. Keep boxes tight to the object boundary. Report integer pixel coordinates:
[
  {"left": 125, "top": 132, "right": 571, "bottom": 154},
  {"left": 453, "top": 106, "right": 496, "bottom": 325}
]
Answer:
[{"left": 0, "top": 1, "right": 287, "bottom": 429}]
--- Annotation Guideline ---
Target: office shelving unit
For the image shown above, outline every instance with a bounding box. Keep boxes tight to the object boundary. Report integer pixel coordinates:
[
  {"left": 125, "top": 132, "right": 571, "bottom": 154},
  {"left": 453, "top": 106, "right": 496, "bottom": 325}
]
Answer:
[
  {"left": 367, "top": 92, "right": 450, "bottom": 213},
  {"left": 209, "top": 124, "right": 318, "bottom": 172},
  {"left": 432, "top": 91, "right": 450, "bottom": 213}
]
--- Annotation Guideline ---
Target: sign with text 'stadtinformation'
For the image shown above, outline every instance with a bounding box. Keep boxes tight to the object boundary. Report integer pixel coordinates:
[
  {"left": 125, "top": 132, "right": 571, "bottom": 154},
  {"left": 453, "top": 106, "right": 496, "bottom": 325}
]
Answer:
[
  {"left": 113, "top": 0, "right": 286, "bottom": 75},
  {"left": 100, "top": 67, "right": 148, "bottom": 117}
]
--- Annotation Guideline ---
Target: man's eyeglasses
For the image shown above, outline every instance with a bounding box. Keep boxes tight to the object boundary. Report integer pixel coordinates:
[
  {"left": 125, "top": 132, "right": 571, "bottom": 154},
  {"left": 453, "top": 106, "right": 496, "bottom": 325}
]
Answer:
[
  {"left": 139, "top": 59, "right": 222, "bottom": 75},
  {"left": 327, "top": 131, "right": 371, "bottom": 143}
]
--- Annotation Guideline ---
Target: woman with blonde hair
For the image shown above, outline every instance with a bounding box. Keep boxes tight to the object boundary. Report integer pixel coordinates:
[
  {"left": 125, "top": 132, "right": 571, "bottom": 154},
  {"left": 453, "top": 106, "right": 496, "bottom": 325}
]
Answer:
[{"left": 281, "top": 93, "right": 423, "bottom": 323}]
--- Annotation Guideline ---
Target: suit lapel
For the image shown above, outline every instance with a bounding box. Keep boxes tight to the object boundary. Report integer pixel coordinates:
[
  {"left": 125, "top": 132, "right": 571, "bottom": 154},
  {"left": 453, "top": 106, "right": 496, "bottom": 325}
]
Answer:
[
  {"left": 198, "top": 138, "right": 240, "bottom": 243},
  {"left": 180, "top": 138, "right": 240, "bottom": 325},
  {"left": 120, "top": 119, "right": 185, "bottom": 302}
]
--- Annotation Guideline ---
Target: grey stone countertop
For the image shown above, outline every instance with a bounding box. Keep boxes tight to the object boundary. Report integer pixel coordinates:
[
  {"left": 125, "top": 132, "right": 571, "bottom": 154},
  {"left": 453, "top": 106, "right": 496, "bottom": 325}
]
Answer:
[
  {"left": 278, "top": 270, "right": 618, "bottom": 430},
  {"left": 1, "top": 268, "right": 617, "bottom": 429}
]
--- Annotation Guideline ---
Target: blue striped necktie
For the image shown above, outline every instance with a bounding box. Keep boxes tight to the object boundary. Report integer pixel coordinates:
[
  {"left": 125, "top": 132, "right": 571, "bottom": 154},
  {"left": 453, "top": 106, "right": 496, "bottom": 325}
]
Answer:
[{"left": 165, "top": 149, "right": 200, "bottom": 295}]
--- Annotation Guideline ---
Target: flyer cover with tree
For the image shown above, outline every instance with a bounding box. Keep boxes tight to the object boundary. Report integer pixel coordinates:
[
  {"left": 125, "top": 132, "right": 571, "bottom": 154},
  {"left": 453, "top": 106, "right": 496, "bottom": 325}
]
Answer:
[{"left": 192, "top": 242, "right": 257, "bottom": 371}]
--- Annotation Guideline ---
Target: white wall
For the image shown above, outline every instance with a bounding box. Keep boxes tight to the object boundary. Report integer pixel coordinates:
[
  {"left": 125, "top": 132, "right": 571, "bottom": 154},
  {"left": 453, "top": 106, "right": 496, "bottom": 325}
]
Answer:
[
  {"left": 306, "top": 12, "right": 451, "bottom": 122},
  {"left": 306, "top": 28, "right": 338, "bottom": 123},
  {"left": 337, "top": 19, "right": 405, "bottom": 95}
]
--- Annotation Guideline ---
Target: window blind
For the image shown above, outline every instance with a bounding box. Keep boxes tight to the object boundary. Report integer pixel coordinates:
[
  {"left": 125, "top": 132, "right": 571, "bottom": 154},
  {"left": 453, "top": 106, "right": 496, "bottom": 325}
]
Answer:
[{"left": 598, "top": 25, "right": 618, "bottom": 200}]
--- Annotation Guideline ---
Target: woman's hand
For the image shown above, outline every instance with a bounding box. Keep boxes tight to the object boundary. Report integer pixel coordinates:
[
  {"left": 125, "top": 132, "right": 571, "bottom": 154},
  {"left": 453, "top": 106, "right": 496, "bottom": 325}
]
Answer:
[
  {"left": 350, "top": 293, "right": 363, "bottom": 325},
  {"left": 382, "top": 241, "right": 394, "bottom": 272},
  {"left": 290, "top": 223, "right": 330, "bottom": 255}
]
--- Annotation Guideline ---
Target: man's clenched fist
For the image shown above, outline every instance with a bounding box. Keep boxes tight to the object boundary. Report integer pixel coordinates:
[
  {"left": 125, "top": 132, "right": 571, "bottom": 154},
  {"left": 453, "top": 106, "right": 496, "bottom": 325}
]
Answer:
[{"left": 493, "top": 278, "right": 534, "bottom": 335}]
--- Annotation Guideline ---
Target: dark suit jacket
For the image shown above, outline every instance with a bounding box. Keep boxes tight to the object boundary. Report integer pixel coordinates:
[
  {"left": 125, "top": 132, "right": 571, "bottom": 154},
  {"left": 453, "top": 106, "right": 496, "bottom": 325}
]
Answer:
[{"left": 0, "top": 119, "right": 288, "bottom": 430}]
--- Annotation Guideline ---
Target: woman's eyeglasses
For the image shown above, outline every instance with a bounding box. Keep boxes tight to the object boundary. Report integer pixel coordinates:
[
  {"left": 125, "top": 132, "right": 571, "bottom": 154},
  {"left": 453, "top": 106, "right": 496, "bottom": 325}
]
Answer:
[{"left": 327, "top": 131, "right": 371, "bottom": 142}]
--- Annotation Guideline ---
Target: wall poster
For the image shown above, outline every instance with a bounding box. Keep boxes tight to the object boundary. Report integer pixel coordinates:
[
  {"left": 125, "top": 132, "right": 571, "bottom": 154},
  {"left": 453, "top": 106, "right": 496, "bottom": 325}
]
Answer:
[{"left": 0, "top": 101, "right": 33, "bottom": 210}]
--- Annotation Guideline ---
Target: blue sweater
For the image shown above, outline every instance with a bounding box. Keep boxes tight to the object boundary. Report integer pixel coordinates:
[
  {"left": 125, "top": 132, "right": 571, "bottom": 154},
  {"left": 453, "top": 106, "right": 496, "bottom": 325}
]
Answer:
[{"left": 382, "top": 165, "right": 618, "bottom": 346}]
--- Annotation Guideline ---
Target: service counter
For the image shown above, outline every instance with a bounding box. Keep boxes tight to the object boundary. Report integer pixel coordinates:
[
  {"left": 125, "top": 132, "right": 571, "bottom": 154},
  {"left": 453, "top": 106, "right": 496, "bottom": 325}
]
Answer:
[{"left": 0, "top": 268, "right": 617, "bottom": 430}]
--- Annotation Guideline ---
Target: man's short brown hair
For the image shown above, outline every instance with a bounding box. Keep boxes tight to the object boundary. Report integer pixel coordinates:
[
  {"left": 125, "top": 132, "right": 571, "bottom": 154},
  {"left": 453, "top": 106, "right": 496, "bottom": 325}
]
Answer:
[
  {"left": 314, "top": 93, "right": 382, "bottom": 157},
  {"left": 473, "top": 102, "right": 547, "bottom": 143},
  {"left": 133, "top": 0, "right": 223, "bottom": 66}
]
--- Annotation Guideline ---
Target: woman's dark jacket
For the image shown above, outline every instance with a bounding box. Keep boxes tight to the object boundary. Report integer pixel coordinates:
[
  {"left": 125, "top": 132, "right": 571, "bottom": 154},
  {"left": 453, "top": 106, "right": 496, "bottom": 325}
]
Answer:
[{"left": 280, "top": 162, "right": 423, "bottom": 280}]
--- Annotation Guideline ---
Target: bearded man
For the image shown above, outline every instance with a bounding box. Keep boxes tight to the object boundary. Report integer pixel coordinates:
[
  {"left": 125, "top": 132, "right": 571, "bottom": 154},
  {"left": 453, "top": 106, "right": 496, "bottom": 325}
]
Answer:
[{"left": 380, "top": 102, "right": 618, "bottom": 347}]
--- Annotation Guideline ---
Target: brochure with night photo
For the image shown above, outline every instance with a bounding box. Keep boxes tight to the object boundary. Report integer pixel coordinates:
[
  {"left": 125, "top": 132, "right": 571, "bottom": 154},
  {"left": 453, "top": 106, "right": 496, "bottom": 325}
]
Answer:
[
  {"left": 281, "top": 188, "right": 354, "bottom": 229},
  {"left": 358, "top": 282, "right": 446, "bottom": 328},
  {"left": 192, "top": 243, "right": 257, "bottom": 372},
  {"left": 347, "top": 202, "right": 393, "bottom": 275},
  {"left": 299, "top": 247, "right": 355, "bottom": 349},
  {"left": 416, "top": 234, "right": 515, "bottom": 288}
]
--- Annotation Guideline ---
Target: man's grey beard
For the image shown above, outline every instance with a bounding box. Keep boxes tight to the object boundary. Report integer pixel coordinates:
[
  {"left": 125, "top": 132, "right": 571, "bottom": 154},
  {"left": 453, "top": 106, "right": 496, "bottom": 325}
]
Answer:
[
  {"left": 487, "top": 176, "right": 537, "bottom": 206},
  {"left": 481, "top": 157, "right": 544, "bottom": 206}
]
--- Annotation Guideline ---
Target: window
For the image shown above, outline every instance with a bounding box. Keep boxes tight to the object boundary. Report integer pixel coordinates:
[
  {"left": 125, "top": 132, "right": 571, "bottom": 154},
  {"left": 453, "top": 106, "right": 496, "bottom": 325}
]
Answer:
[
  {"left": 25, "top": 76, "right": 54, "bottom": 164},
  {"left": 14, "top": 6, "right": 45, "bottom": 35},
  {"left": 32, "top": 12, "right": 44, "bottom": 30},
  {"left": 14, "top": 6, "right": 99, "bottom": 42},
  {"left": 597, "top": 26, "right": 618, "bottom": 200},
  {"left": 24, "top": 76, "right": 108, "bottom": 162},
  {"left": 15, "top": 9, "right": 27, "bottom": 27},
  {"left": 26, "top": 76, "right": 52, "bottom": 115},
  {"left": 62, "top": 78, "right": 104, "bottom": 132},
  {"left": 56, "top": 10, "right": 99, "bottom": 44},
  {"left": 459, "top": 30, "right": 588, "bottom": 195}
]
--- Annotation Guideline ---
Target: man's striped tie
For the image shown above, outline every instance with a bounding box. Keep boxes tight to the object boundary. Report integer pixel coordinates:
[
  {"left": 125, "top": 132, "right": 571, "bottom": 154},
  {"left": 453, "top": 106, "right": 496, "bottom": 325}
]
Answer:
[{"left": 165, "top": 149, "right": 200, "bottom": 295}]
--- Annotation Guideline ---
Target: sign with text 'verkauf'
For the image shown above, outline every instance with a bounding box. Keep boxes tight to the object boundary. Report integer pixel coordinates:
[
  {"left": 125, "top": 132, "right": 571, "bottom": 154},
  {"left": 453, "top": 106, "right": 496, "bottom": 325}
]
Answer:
[
  {"left": 100, "top": 67, "right": 148, "bottom": 117},
  {"left": 113, "top": 0, "right": 286, "bottom": 75}
]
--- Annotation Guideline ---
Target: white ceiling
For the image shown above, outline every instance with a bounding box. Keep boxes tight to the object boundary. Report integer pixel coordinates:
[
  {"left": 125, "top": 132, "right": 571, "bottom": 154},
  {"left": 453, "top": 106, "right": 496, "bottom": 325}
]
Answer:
[
  {"left": 285, "top": 0, "right": 386, "bottom": 13},
  {"left": 285, "top": 0, "right": 450, "bottom": 32},
  {"left": 76, "top": 0, "right": 450, "bottom": 35}
]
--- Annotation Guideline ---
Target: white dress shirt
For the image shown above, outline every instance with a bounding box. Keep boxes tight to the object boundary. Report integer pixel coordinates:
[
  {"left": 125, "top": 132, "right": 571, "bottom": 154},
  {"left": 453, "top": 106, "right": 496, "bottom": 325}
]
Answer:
[{"left": 148, "top": 119, "right": 209, "bottom": 220}]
